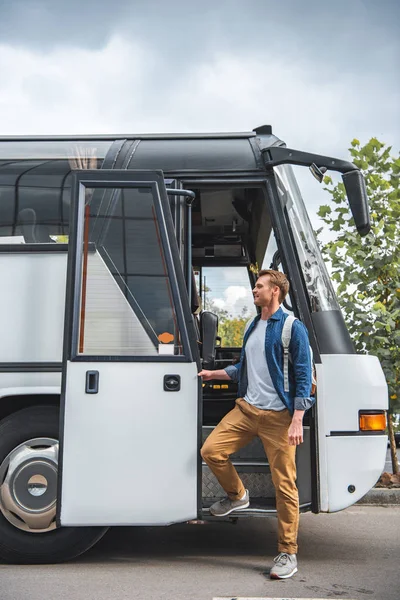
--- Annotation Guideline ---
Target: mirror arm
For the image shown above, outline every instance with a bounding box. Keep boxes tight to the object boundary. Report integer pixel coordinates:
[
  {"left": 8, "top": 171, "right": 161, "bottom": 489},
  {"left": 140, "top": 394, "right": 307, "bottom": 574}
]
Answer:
[
  {"left": 262, "top": 146, "right": 356, "bottom": 174},
  {"left": 262, "top": 147, "right": 371, "bottom": 237}
]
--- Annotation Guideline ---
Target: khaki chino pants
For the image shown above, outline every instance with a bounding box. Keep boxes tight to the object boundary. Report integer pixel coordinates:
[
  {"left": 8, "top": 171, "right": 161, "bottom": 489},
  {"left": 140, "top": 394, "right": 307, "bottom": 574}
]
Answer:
[{"left": 201, "top": 397, "right": 299, "bottom": 554}]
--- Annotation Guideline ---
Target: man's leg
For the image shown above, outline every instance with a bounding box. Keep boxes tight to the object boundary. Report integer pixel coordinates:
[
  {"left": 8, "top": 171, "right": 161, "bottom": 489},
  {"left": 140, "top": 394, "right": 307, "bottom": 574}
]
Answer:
[
  {"left": 201, "top": 398, "right": 256, "bottom": 501},
  {"left": 258, "top": 409, "right": 299, "bottom": 556}
]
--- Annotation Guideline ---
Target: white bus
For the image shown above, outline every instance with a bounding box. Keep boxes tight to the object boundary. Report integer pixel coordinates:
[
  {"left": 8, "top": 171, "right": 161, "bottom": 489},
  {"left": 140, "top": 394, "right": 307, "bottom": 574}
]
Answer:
[{"left": 0, "top": 126, "right": 388, "bottom": 563}]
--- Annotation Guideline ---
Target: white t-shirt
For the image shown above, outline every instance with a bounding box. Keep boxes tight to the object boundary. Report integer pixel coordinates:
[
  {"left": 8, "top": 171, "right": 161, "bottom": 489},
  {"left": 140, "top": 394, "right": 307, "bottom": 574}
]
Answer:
[{"left": 244, "top": 319, "right": 286, "bottom": 411}]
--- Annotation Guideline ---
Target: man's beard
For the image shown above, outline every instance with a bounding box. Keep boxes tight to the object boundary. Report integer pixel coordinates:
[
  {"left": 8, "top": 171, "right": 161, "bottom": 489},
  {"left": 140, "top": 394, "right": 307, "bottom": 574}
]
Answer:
[{"left": 256, "top": 296, "right": 273, "bottom": 310}]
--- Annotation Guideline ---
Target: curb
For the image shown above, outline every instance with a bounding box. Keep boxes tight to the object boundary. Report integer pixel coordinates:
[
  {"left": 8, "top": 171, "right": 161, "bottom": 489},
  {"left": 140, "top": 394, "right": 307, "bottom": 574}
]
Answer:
[{"left": 356, "top": 488, "right": 400, "bottom": 506}]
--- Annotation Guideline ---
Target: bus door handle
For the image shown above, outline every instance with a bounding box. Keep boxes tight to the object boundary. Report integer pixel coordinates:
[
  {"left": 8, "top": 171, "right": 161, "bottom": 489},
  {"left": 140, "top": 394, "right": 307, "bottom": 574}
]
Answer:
[
  {"left": 85, "top": 370, "right": 99, "bottom": 394},
  {"left": 164, "top": 375, "right": 181, "bottom": 392}
]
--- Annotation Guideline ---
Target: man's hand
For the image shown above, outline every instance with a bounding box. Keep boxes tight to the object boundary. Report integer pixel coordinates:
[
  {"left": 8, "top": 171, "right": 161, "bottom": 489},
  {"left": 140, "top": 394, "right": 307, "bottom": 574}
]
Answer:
[
  {"left": 288, "top": 410, "right": 304, "bottom": 446},
  {"left": 198, "top": 369, "right": 232, "bottom": 382},
  {"left": 198, "top": 369, "right": 214, "bottom": 381}
]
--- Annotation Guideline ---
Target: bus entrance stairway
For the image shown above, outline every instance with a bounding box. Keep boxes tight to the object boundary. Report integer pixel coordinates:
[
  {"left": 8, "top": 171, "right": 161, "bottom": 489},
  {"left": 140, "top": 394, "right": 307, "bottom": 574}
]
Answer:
[{"left": 201, "top": 424, "right": 312, "bottom": 515}]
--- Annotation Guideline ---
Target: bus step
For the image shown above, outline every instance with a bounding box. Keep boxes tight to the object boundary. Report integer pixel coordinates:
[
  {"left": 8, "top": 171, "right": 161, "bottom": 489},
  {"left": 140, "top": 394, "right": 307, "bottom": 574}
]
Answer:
[
  {"left": 202, "top": 466, "right": 275, "bottom": 500},
  {"left": 201, "top": 497, "right": 277, "bottom": 518}
]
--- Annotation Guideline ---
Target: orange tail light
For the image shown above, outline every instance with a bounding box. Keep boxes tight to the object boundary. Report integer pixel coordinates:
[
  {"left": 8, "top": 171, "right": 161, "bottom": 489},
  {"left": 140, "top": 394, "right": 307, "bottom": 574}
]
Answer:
[{"left": 359, "top": 412, "right": 387, "bottom": 431}]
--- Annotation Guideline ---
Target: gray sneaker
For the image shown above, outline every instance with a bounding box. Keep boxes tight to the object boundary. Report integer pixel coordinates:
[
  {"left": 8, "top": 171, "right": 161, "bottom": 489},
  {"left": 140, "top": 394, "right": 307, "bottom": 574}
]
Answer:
[
  {"left": 270, "top": 552, "right": 298, "bottom": 579},
  {"left": 209, "top": 489, "right": 250, "bottom": 516}
]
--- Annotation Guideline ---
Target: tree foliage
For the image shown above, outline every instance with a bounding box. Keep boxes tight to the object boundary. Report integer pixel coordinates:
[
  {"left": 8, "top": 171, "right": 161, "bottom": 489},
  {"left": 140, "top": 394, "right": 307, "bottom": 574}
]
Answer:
[
  {"left": 218, "top": 315, "right": 249, "bottom": 347},
  {"left": 204, "top": 292, "right": 251, "bottom": 347},
  {"left": 317, "top": 138, "right": 400, "bottom": 416}
]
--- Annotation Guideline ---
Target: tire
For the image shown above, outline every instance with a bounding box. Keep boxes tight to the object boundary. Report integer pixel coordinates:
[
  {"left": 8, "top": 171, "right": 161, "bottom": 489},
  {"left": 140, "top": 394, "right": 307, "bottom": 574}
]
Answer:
[{"left": 0, "top": 405, "right": 108, "bottom": 564}]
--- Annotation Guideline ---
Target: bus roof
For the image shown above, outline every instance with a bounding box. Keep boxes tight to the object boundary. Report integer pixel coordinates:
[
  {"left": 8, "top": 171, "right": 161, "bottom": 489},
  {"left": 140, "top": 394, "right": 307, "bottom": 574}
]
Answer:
[
  {"left": 0, "top": 125, "right": 275, "bottom": 142},
  {"left": 0, "top": 126, "right": 282, "bottom": 174}
]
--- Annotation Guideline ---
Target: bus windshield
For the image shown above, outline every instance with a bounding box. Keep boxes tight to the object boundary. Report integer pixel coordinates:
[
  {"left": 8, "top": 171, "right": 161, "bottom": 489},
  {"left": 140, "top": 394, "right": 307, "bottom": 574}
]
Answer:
[{"left": 274, "top": 164, "right": 340, "bottom": 313}]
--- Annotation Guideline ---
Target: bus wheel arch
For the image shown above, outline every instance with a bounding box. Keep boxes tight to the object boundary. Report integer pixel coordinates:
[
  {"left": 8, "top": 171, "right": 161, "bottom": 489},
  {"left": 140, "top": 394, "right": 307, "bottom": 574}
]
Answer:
[
  {"left": 0, "top": 405, "right": 108, "bottom": 564},
  {"left": 0, "top": 393, "right": 60, "bottom": 424}
]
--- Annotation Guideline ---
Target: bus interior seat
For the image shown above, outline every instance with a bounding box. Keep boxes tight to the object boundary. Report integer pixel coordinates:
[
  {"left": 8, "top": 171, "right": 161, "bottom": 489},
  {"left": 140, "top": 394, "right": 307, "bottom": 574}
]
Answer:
[
  {"left": 199, "top": 310, "right": 219, "bottom": 370},
  {"left": 17, "top": 208, "right": 56, "bottom": 244}
]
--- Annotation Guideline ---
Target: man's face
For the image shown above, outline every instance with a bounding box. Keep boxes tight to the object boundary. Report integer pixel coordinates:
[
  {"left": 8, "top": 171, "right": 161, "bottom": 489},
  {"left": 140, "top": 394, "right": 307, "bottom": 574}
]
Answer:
[{"left": 252, "top": 275, "right": 279, "bottom": 307}]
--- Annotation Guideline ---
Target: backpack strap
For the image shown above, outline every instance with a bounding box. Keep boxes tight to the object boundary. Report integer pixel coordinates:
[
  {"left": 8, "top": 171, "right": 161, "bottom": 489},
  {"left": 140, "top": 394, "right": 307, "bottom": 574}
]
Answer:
[{"left": 282, "top": 315, "right": 297, "bottom": 393}]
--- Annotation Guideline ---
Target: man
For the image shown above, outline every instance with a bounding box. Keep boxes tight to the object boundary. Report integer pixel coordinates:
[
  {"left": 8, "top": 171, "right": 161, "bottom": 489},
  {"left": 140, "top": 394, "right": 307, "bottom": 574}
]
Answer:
[{"left": 199, "top": 269, "right": 313, "bottom": 580}]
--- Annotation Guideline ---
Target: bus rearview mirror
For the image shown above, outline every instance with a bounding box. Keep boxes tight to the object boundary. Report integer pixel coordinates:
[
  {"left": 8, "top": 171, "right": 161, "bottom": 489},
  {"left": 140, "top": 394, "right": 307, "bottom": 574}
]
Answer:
[{"left": 341, "top": 170, "right": 371, "bottom": 236}]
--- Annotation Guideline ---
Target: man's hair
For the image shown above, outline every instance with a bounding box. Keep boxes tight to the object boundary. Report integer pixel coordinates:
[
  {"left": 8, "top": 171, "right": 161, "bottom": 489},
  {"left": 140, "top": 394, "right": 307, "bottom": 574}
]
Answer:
[{"left": 257, "top": 269, "right": 290, "bottom": 303}]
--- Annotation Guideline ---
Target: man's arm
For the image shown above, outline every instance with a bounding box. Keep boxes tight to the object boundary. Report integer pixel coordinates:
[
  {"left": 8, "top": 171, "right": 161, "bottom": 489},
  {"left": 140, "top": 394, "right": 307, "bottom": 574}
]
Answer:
[
  {"left": 287, "top": 320, "right": 313, "bottom": 445},
  {"left": 198, "top": 369, "right": 232, "bottom": 381},
  {"left": 290, "top": 320, "right": 313, "bottom": 411},
  {"left": 198, "top": 361, "right": 242, "bottom": 382}
]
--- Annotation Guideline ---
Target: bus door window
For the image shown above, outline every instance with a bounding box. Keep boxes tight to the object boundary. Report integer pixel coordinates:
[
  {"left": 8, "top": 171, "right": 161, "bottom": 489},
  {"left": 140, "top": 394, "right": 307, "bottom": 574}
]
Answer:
[{"left": 77, "top": 185, "right": 183, "bottom": 357}]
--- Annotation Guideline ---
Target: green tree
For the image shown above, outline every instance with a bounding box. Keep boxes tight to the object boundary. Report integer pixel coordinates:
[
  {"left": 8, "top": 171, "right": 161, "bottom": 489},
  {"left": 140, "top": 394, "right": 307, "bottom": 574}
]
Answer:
[
  {"left": 317, "top": 138, "right": 400, "bottom": 474},
  {"left": 203, "top": 285, "right": 252, "bottom": 346},
  {"left": 218, "top": 306, "right": 251, "bottom": 346}
]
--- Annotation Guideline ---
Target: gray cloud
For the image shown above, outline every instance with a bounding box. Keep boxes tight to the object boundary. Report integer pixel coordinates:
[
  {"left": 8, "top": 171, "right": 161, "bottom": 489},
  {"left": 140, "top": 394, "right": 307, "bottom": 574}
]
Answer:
[
  {"left": 2, "top": 1, "right": 398, "bottom": 140},
  {"left": 0, "top": 1, "right": 398, "bottom": 155},
  {"left": 0, "top": 0, "right": 398, "bottom": 236},
  {"left": 0, "top": 0, "right": 128, "bottom": 50},
  {"left": 1, "top": 0, "right": 399, "bottom": 72}
]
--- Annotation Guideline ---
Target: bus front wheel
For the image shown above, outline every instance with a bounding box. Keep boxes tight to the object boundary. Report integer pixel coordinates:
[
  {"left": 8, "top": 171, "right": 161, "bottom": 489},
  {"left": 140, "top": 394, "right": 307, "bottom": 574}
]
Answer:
[{"left": 0, "top": 405, "right": 108, "bottom": 564}]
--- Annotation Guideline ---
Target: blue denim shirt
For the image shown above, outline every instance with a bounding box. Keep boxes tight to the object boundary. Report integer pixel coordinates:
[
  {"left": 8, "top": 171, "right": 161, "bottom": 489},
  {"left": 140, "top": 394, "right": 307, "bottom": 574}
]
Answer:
[{"left": 224, "top": 307, "right": 314, "bottom": 415}]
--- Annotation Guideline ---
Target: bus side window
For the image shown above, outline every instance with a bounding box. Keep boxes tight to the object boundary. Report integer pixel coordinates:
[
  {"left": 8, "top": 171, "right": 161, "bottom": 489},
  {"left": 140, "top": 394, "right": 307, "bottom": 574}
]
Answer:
[
  {"left": 0, "top": 159, "right": 71, "bottom": 244},
  {"left": 17, "top": 208, "right": 56, "bottom": 244},
  {"left": 0, "top": 142, "right": 109, "bottom": 245}
]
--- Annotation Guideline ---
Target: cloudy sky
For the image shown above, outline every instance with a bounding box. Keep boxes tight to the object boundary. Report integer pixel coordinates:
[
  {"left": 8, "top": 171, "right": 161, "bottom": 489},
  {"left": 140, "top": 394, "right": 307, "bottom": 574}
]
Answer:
[
  {"left": 0, "top": 0, "right": 398, "bottom": 228},
  {"left": 1, "top": 0, "right": 397, "bottom": 315},
  {"left": 1, "top": 0, "right": 398, "bottom": 144}
]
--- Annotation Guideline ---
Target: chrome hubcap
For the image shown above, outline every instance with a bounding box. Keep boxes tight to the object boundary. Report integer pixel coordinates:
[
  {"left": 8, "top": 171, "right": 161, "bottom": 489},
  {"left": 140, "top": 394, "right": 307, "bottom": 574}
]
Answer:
[{"left": 0, "top": 438, "right": 59, "bottom": 533}]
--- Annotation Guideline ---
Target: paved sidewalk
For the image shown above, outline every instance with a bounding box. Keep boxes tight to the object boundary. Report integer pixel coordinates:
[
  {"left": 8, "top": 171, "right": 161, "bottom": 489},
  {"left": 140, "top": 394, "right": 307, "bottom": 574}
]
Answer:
[{"left": 357, "top": 487, "right": 400, "bottom": 505}]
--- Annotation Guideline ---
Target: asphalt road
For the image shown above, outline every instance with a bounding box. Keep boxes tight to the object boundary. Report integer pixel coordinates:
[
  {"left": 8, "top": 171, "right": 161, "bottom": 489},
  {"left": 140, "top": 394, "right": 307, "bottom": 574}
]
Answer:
[{"left": 1, "top": 506, "right": 400, "bottom": 600}]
